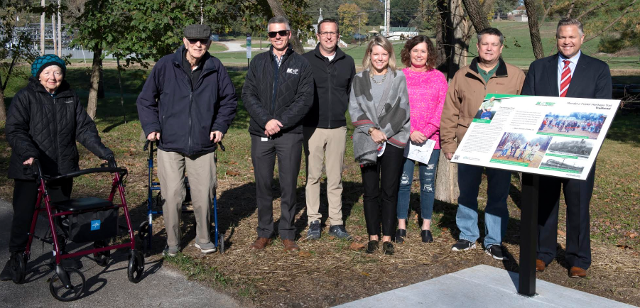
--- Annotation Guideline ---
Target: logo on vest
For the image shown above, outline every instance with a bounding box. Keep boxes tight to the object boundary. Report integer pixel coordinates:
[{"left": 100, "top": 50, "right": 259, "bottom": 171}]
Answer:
[{"left": 286, "top": 68, "right": 299, "bottom": 75}]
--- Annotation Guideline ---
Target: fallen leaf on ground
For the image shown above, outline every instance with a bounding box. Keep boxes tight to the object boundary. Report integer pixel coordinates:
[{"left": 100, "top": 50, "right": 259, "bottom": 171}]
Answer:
[
  {"left": 298, "top": 251, "right": 312, "bottom": 257},
  {"left": 226, "top": 170, "right": 240, "bottom": 176},
  {"left": 361, "top": 272, "right": 370, "bottom": 276},
  {"left": 558, "top": 230, "right": 566, "bottom": 236},
  {"left": 350, "top": 242, "right": 365, "bottom": 251}
]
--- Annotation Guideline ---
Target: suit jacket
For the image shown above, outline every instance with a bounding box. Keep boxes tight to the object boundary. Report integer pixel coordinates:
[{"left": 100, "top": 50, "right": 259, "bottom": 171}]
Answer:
[{"left": 521, "top": 52, "right": 611, "bottom": 99}]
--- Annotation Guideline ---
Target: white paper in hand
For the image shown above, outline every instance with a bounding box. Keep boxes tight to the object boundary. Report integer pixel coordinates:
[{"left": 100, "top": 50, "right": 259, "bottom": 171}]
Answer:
[{"left": 405, "top": 139, "right": 436, "bottom": 164}]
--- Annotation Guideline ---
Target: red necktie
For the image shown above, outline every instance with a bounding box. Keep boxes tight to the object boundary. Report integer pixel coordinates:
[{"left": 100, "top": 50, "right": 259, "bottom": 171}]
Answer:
[{"left": 560, "top": 60, "right": 571, "bottom": 97}]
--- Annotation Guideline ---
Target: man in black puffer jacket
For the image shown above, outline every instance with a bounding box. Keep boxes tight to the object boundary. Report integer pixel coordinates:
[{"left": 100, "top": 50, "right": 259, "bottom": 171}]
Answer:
[
  {"left": 2, "top": 54, "right": 114, "bottom": 281},
  {"left": 242, "top": 16, "right": 314, "bottom": 252}
]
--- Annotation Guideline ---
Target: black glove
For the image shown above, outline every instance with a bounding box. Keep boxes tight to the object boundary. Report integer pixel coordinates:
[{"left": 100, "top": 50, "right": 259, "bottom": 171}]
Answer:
[{"left": 106, "top": 155, "right": 117, "bottom": 168}]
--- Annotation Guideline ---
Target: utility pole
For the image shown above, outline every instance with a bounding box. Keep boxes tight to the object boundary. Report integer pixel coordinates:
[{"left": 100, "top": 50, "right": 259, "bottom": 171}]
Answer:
[
  {"left": 51, "top": 15, "right": 56, "bottom": 55},
  {"left": 40, "top": 0, "right": 45, "bottom": 55},
  {"left": 57, "top": 0, "right": 61, "bottom": 56},
  {"left": 385, "top": 0, "right": 390, "bottom": 37}
]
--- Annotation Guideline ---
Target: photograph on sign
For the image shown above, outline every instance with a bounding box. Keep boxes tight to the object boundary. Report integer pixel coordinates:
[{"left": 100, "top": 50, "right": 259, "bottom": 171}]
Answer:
[
  {"left": 537, "top": 111, "right": 606, "bottom": 140},
  {"left": 490, "top": 133, "right": 552, "bottom": 168}
]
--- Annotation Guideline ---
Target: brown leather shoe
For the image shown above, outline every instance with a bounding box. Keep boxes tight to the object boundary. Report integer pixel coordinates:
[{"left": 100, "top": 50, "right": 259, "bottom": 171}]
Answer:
[
  {"left": 250, "top": 237, "right": 271, "bottom": 250},
  {"left": 536, "top": 259, "right": 546, "bottom": 272},
  {"left": 569, "top": 266, "right": 587, "bottom": 278},
  {"left": 282, "top": 239, "right": 300, "bottom": 252}
]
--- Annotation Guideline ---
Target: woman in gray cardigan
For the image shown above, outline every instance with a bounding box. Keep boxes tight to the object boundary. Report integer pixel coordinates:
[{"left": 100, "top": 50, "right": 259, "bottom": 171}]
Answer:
[{"left": 348, "top": 36, "right": 411, "bottom": 255}]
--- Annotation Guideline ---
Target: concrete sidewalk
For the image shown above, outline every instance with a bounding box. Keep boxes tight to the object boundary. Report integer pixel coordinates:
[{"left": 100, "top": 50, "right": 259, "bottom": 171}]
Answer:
[
  {"left": 335, "top": 265, "right": 634, "bottom": 308},
  {"left": 0, "top": 198, "right": 242, "bottom": 307}
]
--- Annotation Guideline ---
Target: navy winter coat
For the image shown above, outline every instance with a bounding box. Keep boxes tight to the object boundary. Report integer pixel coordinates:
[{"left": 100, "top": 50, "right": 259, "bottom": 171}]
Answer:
[
  {"left": 6, "top": 78, "right": 113, "bottom": 180},
  {"left": 137, "top": 46, "right": 237, "bottom": 156}
]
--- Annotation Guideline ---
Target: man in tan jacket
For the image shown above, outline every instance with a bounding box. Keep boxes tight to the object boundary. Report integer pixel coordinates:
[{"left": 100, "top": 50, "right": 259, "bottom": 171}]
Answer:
[{"left": 440, "top": 28, "right": 525, "bottom": 260}]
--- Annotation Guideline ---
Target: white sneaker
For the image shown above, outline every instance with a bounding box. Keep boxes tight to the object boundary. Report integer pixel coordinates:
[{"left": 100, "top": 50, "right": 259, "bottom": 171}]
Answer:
[{"left": 195, "top": 242, "right": 217, "bottom": 254}]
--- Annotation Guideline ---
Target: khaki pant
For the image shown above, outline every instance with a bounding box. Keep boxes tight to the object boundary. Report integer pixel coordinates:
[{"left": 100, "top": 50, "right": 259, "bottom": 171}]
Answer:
[
  {"left": 303, "top": 126, "right": 346, "bottom": 226},
  {"left": 157, "top": 149, "right": 217, "bottom": 248}
]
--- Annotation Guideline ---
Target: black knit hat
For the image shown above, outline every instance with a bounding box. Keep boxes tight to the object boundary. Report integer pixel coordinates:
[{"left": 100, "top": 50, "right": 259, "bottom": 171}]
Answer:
[
  {"left": 184, "top": 24, "right": 211, "bottom": 40},
  {"left": 31, "top": 54, "right": 66, "bottom": 78}
]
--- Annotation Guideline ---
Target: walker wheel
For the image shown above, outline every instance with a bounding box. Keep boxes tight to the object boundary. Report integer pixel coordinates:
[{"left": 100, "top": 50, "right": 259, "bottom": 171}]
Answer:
[
  {"left": 10, "top": 253, "right": 27, "bottom": 284},
  {"left": 127, "top": 250, "right": 144, "bottom": 283},
  {"left": 49, "top": 267, "right": 85, "bottom": 301},
  {"left": 93, "top": 241, "right": 110, "bottom": 267}
]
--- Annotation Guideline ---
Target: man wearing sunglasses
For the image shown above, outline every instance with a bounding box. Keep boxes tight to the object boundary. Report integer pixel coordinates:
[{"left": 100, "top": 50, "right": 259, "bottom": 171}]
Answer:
[
  {"left": 137, "top": 24, "right": 237, "bottom": 256},
  {"left": 302, "top": 19, "right": 355, "bottom": 241},
  {"left": 243, "top": 16, "right": 314, "bottom": 252}
]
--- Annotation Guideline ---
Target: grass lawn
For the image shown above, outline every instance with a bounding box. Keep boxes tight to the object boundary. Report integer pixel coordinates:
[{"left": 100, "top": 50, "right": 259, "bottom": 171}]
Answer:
[{"left": 1, "top": 63, "right": 638, "bottom": 306}]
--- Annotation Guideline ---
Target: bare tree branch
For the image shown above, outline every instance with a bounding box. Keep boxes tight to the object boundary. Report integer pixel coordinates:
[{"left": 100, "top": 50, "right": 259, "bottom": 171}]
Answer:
[
  {"left": 566, "top": 0, "right": 575, "bottom": 18},
  {"left": 577, "top": 0, "right": 611, "bottom": 20},
  {"left": 541, "top": 0, "right": 558, "bottom": 23}
]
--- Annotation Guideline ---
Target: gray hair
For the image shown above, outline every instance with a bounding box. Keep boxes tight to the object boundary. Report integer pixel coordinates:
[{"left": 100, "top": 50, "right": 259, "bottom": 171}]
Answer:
[
  {"left": 477, "top": 28, "right": 504, "bottom": 45},
  {"left": 556, "top": 18, "right": 584, "bottom": 37},
  {"left": 267, "top": 16, "right": 291, "bottom": 31}
]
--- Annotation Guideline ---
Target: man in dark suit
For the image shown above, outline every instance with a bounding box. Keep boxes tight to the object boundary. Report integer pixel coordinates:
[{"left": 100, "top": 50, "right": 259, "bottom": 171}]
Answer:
[{"left": 521, "top": 18, "right": 612, "bottom": 278}]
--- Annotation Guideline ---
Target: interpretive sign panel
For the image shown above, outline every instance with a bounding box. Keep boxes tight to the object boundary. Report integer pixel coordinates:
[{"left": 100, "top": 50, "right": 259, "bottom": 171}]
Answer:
[{"left": 451, "top": 94, "right": 620, "bottom": 180}]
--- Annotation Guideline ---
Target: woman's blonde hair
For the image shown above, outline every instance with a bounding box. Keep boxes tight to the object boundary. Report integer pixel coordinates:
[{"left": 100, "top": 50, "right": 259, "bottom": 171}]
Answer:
[{"left": 362, "top": 35, "right": 396, "bottom": 72}]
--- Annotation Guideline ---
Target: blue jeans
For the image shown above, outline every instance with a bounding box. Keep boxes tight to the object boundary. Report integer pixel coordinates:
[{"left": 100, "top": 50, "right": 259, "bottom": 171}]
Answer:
[
  {"left": 456, "top": 164, "right": 511, "bottom": 248},
  {"left": 397, "top": 149, "right": 440, "bottom": 221}
]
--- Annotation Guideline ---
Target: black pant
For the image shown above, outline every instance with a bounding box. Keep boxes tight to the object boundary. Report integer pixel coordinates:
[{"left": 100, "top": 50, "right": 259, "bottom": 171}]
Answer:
[
  {"left": 9, "top": 178, "right": 73, "bottom": 253},
  {"left": 361, "top": 144, "right": 404, "bottom": 237},
  {"left": 537, "top": 165, "right": 595, "bottom": 269},
  {"left": 251, "top": 133, "right": 303, "bottom": 240}
]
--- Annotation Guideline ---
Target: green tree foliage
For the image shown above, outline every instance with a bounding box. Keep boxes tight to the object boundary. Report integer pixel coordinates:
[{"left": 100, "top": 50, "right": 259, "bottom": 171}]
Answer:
[
  {"left": 240, "top": 0, "right": 312, "bottom": 41},
  {"left": 0, "top": 1, "right": 40, "bottom": 121},
  {"left": 308, "top": 0, "right": 383, "bottom": 26},
  {"left": 390, "top": 0, "right": 420, "bottom": 27},
  {"left": 338, "top": 3, "right": 368, "bottom": 37}
]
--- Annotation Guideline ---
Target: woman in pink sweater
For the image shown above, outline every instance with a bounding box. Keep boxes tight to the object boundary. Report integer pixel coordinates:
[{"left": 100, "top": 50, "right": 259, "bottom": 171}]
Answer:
[{"left": 396, "top": 36, "right": 448, "bottom": 244}]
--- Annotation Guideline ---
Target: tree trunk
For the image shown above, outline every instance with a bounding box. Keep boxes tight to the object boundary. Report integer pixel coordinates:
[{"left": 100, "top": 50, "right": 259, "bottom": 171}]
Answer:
[
  {"left": 461, "top": 0, "right": 490, "bottom": 33},
  {"left": 524, "top": 0, "right": 544, "bottom": 59},
  {"left": 435, "top": 0, "right": 470, "bottom": 204},
  {"left": 435, "top": 0, "right": 450, "bottom": 73},
  {"left": 266, "top": 0, "right": 305, "bottom": 54},
  {"left": 0, "top": 77, "right": 6, "bottom": 122},
  {"left": 449, "top": 0, "right": 469, "bottom": 76},
  {"left": 435, "top": 152, "right": 460, "bottom": 204},
  {"left": 87, "top": 47, "right": 102, "bottom": 119}
]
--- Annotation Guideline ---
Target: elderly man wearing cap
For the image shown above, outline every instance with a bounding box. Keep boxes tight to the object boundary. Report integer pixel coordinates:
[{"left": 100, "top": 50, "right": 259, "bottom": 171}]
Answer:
[
  {"left": 2, "top": 54, "right": 115, "bottom": 281},
  {"left": 137, "top": 24, "right": 237, "bottom": 256}
]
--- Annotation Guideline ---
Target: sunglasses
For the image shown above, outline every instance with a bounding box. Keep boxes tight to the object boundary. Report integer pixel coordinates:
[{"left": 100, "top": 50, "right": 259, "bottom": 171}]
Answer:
[
  {"left": 268, "top": 30, "right": 290, "bottom": 38},
  {"left": 187, "top": 38, "right": 209, "bottom": 44}
]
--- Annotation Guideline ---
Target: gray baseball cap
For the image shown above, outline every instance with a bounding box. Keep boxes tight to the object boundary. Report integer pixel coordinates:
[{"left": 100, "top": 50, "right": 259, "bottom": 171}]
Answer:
[{"left": 184, "top": 24, "right": 211, "bottom": 39}]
